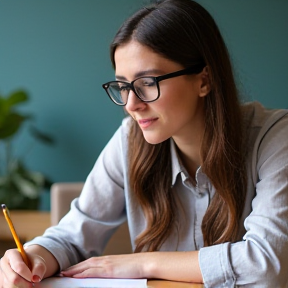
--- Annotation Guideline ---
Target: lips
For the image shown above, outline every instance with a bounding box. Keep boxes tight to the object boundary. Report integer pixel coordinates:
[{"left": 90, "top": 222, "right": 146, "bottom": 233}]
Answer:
[{"left": 138, "top": 118, "right": 158, "bottom": 128}]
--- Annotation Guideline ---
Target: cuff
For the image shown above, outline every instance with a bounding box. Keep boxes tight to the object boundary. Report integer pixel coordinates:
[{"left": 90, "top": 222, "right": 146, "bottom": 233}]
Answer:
[{"left": 199, "top": 242, "right": 236, "bottom": 287}]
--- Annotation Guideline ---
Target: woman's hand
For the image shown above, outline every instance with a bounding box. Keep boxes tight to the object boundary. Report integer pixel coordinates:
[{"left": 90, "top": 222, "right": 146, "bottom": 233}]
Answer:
[
  {"left": 61, "top": 253, "right": 145, "bottom": 279},
  {"left": 0, "top": 248, "right": 46, "bottom": 288},
  {"left": 61, "top": 251, "right": 203, "bottom": 283}
]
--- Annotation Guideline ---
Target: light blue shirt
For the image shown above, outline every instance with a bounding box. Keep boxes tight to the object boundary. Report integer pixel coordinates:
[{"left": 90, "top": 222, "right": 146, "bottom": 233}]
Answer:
[{"left": 27, "top": 102, "right": 288, "bottom": 287}]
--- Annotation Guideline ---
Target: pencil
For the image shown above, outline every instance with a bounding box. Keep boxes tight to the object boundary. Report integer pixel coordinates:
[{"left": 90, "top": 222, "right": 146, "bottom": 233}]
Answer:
[{"left": 1, "top": 204, "right": 32, "bottom": 270}]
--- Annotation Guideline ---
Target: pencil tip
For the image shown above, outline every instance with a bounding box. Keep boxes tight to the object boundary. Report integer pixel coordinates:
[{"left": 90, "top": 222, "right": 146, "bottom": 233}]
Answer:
[{"left": 1, "top": 204, "right": 6, "bottom": 209}]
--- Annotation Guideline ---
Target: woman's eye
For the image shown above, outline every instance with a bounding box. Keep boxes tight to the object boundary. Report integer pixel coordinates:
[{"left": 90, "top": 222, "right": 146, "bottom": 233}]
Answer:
[
  {"left": 119, "top": 85, "right": 129, "bottom": 91},
  {"left": 140, "top": 78, "right": 156, "bottom": 86}
]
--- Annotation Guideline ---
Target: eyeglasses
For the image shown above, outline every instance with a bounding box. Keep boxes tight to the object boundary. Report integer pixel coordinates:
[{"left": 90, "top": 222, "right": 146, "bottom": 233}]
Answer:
[{"left": 102, "top": 64, "right": 205, "bottom": 106}]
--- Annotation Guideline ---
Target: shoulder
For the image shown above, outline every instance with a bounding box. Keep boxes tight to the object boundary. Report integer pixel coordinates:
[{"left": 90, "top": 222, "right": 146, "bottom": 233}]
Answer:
[
  {"left": 242, "top": 101, "right": 288, "bottom": 147},
  {"left": 242, "top": 101, "right": 288, "bottom": 130},
  {"left": 242, "top": 101, "right": 288, "bottom": 183}
]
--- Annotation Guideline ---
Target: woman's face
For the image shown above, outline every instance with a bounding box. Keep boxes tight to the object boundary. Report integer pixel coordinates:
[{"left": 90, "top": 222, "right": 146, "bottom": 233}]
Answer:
[{"left": 114, "top": 41, "right": 209, "bottom": 146}]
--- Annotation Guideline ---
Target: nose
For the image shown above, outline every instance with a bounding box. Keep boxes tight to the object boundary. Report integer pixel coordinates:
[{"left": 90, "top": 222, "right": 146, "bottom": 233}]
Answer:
[{"left": 125, "top": 89, "right": 146, "bottom": 112}]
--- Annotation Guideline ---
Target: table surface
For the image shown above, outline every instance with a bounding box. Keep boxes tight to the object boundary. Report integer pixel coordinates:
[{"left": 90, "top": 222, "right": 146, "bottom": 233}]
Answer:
[
  {"left": 0, "top": 210, "right": 51, "bottom": 241},
  {"left": 148, "top": 280, "right": 203, "bottom": 287}
]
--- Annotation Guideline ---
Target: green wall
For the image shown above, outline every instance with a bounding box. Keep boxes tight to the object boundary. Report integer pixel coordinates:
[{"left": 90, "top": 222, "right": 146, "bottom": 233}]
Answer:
[{"left": 0, "top": 1, "right": 287, "bottom": 209}]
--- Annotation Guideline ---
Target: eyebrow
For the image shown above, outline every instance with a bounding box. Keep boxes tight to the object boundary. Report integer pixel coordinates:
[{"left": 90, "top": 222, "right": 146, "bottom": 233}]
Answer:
[{"left": 115, "top": 69, "right": 165, "bottom": 81}]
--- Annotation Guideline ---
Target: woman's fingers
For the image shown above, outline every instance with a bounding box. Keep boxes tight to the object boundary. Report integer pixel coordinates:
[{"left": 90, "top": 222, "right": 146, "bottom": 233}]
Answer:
[
  {"left": 71, "top": 267, "right": 106, "bottom": 278},
  {"left": 62, "top": 260, "right": 106, "bottom": 278},
  {"left": 61, "top": 254, "right": 143, "bottom": 279},
  {"left": 3, "top": 250, "right": 32, "bottom": 283},
  {"left": 0, "top": 249, "right": 47, "bottom": 288},
  {"left": 0, "top": 255, "right": 33, "bottom": 288},
  {"left": 30, "top": 254, "right": 47, "bottom": 283},
  {"left": 61, "top": 258, "right": 97, "bottom": 276},
  {"left": 0, "top": 264, "right": 4, "bottom": 288}
]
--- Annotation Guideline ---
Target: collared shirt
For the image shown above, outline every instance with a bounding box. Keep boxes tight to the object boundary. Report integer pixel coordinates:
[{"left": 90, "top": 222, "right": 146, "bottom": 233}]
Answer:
[{"left": 27, "top": 102, "right": 288, "bottom": 287}]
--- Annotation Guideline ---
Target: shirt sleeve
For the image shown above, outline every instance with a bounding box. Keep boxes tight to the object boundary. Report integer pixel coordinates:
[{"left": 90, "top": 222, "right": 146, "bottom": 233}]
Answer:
[
  {"left": 25, "top": 119, "right": 130, "bottom": 271},
  {"left": 199, "top": 114, "right": 288, "bottom": 287}
]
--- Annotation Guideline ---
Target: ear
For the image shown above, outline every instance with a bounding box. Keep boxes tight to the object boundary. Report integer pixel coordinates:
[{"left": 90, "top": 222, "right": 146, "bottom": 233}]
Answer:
[{"left": 199, "top": 66, "right": 211, "bottom": 97}]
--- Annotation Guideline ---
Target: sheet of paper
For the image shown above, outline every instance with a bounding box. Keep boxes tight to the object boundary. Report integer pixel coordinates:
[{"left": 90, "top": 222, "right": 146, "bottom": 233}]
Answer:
[{"left": 34, "top": 276, "right": 147, "bottom": 288}]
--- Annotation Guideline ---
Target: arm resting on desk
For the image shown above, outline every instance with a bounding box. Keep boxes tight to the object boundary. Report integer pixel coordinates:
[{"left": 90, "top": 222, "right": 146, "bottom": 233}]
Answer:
[{"left": 61, "top": 251, "right": 203, "bottom": 284}]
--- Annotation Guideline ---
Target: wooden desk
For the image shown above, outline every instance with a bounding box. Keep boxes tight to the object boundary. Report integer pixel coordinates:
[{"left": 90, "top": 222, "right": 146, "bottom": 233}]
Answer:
[
  {"left": 148, "top": 280, "right": 203, "bottom": 287},
  {"left": 0, "top": 210, "right": 51, "bottom": 241},
  {"left": 0, "top": 210, "right": 51, "bottom": 256}
]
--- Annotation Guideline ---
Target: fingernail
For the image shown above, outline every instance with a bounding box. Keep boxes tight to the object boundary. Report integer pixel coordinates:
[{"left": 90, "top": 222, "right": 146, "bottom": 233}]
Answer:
[{"left": 32, "top": 275, "right": 41, "bottom": 282}]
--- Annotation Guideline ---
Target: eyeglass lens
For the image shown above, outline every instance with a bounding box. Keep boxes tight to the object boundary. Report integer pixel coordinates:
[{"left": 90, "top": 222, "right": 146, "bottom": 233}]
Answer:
[{"left": 107, "top": 77, "right": 158, "bottom": 105}]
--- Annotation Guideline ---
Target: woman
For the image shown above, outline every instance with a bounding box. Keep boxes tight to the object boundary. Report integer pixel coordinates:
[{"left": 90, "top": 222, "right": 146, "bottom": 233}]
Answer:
[{"left": 1, "top": 0, "right": 288, "bottom": 287}]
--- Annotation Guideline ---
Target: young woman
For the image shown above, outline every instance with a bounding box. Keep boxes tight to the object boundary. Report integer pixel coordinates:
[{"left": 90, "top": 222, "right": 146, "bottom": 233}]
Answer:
[{"left": 1, "top": 0, "right": 288, "bottom": 287}]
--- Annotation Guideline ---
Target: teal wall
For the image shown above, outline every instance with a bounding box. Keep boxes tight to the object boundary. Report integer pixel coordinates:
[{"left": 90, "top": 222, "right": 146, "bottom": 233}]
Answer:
[
  {"left": 201, "top": 0, "right": 288, "bottom": 108},
  {"left": 1, "top": 1, "right": 287, "bottom": 209}
]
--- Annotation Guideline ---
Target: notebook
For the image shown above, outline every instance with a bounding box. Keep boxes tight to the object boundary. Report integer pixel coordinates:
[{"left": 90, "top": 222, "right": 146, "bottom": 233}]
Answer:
[{"left": 34, "top": 276, "right": 147, "bottom": 288}]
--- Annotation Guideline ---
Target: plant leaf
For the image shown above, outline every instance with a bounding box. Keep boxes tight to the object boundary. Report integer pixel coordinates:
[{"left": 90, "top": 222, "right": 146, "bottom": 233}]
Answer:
[
  {"left": 0, "top": 112, "right": 30, "bottom": 139},
  {"left": 0, "top": 98, "right": 9, "bottom": 124},
  {"left": 12, "top": 173, "right": 42, "bottom": 199},
  {"left": 6, "top": 90, "right": 29, "bottom": 108}
]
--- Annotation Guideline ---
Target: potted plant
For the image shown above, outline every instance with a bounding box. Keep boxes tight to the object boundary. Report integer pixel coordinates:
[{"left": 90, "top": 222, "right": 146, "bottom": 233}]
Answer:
[{"left": 0, "top": 90, "right": 54, "bottom": 210}]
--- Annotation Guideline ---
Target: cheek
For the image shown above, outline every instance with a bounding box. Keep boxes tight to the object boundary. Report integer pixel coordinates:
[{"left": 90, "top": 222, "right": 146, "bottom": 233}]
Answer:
[
  {"left": 158, "top": 84, "right": 199, "bottom": 116},
  {"left": 157, "top": 84, "right": 183, "bottom": 109}
]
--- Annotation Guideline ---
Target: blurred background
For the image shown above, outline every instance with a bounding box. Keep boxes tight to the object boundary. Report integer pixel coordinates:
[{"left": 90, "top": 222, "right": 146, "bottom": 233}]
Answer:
[{"left": 0, "top": 0, "right": 287, "bottom": 210}]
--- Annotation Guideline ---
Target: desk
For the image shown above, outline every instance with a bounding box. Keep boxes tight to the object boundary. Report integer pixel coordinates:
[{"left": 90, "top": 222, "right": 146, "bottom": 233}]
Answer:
[
  {"left": 148, "top": 280, "right": 203, "bottom": 287},
  {"left": 0, "top": 210, "right": 51, "bottom": 256},
  {"left": 0, "top": 210, "right": 51, "bottom": 241}
]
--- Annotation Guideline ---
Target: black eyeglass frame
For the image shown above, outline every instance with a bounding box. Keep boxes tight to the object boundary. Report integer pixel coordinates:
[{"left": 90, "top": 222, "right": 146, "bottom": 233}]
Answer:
[{"left": 102, "top": 63, "right": 205, "bottom": 106}]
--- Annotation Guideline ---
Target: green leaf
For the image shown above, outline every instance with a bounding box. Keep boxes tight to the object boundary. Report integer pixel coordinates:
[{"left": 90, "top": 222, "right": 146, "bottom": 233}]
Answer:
[
  {"left": 13, "top": 174, "right": 41, "bottom": 198},
  {"left": 0, "top": 112, "right": 30, "bottom": 139},
  {"left": 0, "top": 91, "right": 31, "bottom": 137},
  {"left": 26, "top": 170, "right": 45, "bottom": 186},
  {"left": 6, "top": 90, "right": 29, "bottom": 109},
  {"left": 0, "top": 98, "right": 9, "bottom": 124},
  {"left": 0, "top": 90, "right": 54, "bottom": 209},
  {"left": 0, "top": 175, "right": 8, "bottom": 186}
]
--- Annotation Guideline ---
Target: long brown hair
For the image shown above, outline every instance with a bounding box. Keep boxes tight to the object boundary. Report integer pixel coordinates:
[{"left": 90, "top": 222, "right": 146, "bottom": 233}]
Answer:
[{"left": 110, "top": 0, "right": 247, "bottom": 251}]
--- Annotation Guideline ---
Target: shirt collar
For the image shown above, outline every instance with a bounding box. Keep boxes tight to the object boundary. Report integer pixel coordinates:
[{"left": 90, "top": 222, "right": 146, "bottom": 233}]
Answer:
[{"left": 170, "top": 138, "right": 210, "bottom": 190}]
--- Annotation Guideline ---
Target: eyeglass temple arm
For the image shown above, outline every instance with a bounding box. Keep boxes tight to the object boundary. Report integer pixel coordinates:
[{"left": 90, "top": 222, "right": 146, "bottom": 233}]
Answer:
[{"left": 156, "top": 63, "right": 206, "bottom": 82}]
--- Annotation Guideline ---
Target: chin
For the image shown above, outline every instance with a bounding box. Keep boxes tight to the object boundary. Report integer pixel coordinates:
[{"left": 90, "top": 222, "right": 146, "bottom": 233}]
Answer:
[{"left": 143, "top": 133, "right": 169, "bottom": 145}]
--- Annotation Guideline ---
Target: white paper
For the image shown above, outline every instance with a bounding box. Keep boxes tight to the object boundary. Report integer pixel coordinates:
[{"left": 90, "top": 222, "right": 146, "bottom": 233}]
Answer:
[{"left": 34, "top": 276, "right": 147, "bottom": 288}]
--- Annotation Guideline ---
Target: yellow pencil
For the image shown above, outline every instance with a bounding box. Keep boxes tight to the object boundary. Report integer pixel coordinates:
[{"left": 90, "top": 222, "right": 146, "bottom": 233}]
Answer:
[{"left": 1, "top": 204, "right": 32, "bottom": 270}]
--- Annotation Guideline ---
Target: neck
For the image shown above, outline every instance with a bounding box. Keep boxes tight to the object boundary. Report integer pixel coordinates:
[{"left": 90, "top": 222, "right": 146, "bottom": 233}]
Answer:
[
  {"left": 173, "top": 131, "right": 203, "bottom": 179},
  {"left": 177, "top": 144, "right": 201, "bottom": 179}
]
